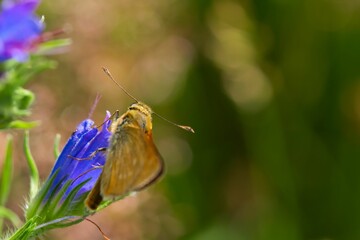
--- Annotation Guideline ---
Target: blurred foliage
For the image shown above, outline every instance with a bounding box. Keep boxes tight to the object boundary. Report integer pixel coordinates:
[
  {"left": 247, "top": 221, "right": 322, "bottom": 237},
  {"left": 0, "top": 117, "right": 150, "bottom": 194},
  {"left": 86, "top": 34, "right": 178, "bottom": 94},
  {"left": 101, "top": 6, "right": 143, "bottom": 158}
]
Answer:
[
  {"left": 2, "top": 0, "right": 358, "bottom": 239},
  {"left": 0, "top": 36, "right": 70, "bottom": 130},
  {"left": 167, "top": 0, "right": 360, "bottom": 239},
  {"left": 0, "top": 56, "right": 55, "bottom": 130}
]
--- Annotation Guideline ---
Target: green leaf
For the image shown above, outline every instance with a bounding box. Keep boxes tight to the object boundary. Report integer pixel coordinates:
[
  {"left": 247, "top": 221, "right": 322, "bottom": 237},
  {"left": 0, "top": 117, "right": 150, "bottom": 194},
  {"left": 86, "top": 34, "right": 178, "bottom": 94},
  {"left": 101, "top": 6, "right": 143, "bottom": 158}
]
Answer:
[
  {"left": 0, "top": 135, "right": 13, "bottom": 205},
  {"left": 37, "top": 38, "right": 72, "bottom": 54},
  {"left": 0, "top": 135, "right": 13, "bottom": 234},
  {"left": 23, "top": 132, "right": 39, "bottom": 199}
]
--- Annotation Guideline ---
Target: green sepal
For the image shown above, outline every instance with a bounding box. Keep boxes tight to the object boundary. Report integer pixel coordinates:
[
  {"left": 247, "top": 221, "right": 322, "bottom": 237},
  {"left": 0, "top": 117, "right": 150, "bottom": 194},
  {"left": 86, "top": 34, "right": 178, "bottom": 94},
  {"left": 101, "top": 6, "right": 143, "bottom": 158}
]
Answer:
[
  {"left": 34, "top": 175, "right": 66, "bottom": 220},
  {"left": 96, "top": 194, "right": 128, "bottom": 212},
  {"left": 45, "top": 180, "right": 72, "bottom": 220},
  {"left": 54, "top": 179, "right": 90, "bottom": 218},
  {"left": 26, "top": 173, "right": 91, "bottom": 232},
  {"left": 28, "top": 180, "right": 90, "bottom": 235},
  {"left": 43, "top": 216, "right": 84, "bottom": 229},
  {"left": 33, "top": 216, "right": 83, "bottom": 233},
  {"left": 25, "top": 170, "right": 59, "bottom": 220}
]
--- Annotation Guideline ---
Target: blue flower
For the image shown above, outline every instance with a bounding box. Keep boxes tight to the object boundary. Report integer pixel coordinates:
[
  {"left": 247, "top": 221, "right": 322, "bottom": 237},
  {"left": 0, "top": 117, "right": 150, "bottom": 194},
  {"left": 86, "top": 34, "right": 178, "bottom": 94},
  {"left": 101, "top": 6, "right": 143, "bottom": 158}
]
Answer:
[
  {"left": 47, "top": 111, "right": 112, "bottom": 202},
  {"left": 25, "top": 112, "right": 112, "bottom": 228},
  {"left": 0, "top": 0, "right": 44, "bottom": 62}
]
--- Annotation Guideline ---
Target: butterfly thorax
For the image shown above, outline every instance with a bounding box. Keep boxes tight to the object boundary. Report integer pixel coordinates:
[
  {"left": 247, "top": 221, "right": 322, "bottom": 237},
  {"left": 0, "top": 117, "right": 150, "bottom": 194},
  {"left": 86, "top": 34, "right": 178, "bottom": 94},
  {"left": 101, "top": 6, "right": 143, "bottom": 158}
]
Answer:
[{"left": 111, "top": 102, "right": 153, "bottom": 135}]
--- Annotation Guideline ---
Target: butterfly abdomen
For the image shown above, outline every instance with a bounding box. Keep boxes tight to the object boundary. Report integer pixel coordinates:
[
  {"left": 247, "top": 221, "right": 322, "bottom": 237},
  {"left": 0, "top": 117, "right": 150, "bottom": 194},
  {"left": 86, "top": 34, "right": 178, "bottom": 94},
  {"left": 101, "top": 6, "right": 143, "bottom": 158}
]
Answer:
[{"left": 85, "top": 176, "right": 103, "bottom": 210}]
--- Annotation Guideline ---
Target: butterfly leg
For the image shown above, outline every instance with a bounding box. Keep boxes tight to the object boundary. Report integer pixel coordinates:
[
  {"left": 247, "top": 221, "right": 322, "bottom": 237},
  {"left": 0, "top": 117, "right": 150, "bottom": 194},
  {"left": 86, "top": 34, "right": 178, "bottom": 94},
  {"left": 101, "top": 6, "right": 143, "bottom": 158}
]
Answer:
[
  {"left": 73, "top": 165, "right": 104, "bottom": 183},
  {"left": 94, "top": 110, "right": 120, "bottom": 129},
  {"left": 67, "top": 147, "right": 107, "bottom": 161}
]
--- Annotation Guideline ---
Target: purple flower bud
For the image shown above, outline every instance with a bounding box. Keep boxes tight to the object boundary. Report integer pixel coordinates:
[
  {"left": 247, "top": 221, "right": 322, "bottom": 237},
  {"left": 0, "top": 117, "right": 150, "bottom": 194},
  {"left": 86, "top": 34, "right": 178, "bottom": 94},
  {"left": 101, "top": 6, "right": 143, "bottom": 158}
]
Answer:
[{"left": 46, "top": 112, "right": 112, "bottom": 203}]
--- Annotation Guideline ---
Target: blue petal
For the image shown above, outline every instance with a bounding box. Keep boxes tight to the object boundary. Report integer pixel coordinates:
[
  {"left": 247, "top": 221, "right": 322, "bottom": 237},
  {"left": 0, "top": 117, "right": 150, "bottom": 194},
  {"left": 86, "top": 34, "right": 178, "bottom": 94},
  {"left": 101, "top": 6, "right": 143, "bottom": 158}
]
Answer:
[
  {"left": 48, "top": 119, "right": 95, "bottom": 178},
  {"left": 45, "top": 120, "right": 96, "bottom": 198}
]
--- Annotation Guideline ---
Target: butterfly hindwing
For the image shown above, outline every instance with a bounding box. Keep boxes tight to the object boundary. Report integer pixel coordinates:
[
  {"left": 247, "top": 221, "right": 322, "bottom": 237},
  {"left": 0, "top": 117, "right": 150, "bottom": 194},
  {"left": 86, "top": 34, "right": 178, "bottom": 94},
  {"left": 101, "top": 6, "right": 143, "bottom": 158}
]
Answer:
[
  {"left": 131, "top": 132, "right": 164, "bottom": 191},
  {"left": 100, "top": 114, "right": 164, "bottom": 198}
]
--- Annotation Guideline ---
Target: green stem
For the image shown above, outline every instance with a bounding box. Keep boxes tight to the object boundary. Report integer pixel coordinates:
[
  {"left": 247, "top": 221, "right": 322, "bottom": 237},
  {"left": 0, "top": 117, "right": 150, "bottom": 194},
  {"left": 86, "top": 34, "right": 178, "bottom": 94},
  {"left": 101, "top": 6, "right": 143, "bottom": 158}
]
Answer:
[
  {"left": 0, "top": 206, "right": 22, "bottom": 228},
  {"left": 6, "top": 217, "right": 38, "bottom": 240},
  {"left": 24, "top": 131, "right": 40, "bottom": 199}
]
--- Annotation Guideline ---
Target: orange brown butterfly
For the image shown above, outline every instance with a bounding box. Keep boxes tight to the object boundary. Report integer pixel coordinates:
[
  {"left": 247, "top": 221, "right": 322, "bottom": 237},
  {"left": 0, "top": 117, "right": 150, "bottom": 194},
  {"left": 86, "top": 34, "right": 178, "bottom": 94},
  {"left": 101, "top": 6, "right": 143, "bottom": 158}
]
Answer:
[{"left": 85, "top": 68, "right": 194, "bottom": 210}]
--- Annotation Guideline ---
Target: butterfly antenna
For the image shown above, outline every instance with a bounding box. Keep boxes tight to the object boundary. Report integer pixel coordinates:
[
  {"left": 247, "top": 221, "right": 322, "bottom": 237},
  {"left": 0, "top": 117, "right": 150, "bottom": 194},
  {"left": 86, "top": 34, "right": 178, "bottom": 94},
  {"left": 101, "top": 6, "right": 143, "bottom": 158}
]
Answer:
[
  {"left": 102, "top": 67, "right": 139, "bottom": 102},
  {"left": 152, "top": 111, "right": 195, "bottom": 133},
  {"left": 103, "top": 67, "right": 194, "bottom": 133}
]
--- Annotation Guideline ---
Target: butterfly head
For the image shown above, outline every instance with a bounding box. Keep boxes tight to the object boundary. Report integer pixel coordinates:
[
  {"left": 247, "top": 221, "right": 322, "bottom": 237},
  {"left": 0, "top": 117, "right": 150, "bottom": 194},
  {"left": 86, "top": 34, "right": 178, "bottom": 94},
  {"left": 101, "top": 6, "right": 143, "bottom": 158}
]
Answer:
[{"left": 128, "top": 102, "right": 153, "bottom": 133}]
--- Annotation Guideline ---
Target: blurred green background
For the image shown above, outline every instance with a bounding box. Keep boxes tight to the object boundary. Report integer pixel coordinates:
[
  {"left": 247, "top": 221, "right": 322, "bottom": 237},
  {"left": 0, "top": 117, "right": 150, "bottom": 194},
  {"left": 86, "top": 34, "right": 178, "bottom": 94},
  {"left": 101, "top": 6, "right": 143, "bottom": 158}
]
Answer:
[{"left": 3, "top": 0, "right": 360, "bottom": 239}]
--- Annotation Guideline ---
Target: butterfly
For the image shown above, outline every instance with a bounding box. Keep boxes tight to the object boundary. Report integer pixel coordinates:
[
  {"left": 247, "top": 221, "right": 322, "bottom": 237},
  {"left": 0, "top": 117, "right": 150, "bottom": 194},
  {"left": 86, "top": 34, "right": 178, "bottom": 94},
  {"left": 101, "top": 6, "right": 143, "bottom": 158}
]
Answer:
[{"left": 85, "top": 68, "right": 194, "bottom": 210}]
